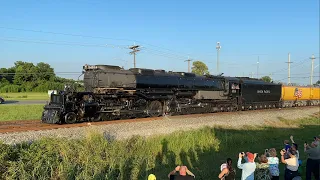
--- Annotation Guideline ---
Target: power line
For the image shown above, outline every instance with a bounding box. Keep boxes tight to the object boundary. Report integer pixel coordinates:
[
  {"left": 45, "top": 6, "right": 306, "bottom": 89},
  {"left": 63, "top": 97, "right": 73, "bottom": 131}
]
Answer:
[
  {"left": 139, "top": 50, "right": 187, "bottom": 61},
  {"left": 0, "top": 26, "right": 191, "bottom": 59},
  {"left": 0, "top": 37, "right": 128, "bottom": 49},
  {"left": 0, "top": 36, "right": 191, "bottom": 62},
  {"left": 0, "top": 26, "right": 134, "bottom": 42},
  {"left": 143, "top": 47, "right": 188, "bottom": 60},
  {"left": 271, "top": 57, "right": 310, "bottom": 74}
]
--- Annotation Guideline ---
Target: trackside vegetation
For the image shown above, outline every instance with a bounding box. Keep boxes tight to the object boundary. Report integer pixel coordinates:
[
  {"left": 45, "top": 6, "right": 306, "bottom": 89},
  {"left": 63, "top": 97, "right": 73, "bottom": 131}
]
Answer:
[
  {"left": 0, "top": 61, "right": 83, "bottom": 93},
  {"left": 0, "top": 92, "right": 48, "bottom": 101},
  {"left": 0, "top": 116, "right": 319, "bottom": 179},
  {"left": 0, "top": 105, "right": 44, "bottom": 121}
]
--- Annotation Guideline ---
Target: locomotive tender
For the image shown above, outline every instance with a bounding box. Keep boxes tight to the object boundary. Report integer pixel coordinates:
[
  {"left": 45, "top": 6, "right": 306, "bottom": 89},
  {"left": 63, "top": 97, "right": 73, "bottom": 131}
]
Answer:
[{"left": 41, "top": 64, "right": 310, "bottom": 124}]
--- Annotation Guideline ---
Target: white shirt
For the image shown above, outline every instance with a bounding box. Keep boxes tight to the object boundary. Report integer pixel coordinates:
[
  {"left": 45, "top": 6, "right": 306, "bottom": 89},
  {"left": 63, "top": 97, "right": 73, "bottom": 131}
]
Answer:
[
  {"left": 285, "top": 157, "right": 299, "bottom": 171},
  {"left": 296, "top": 150, "right": 299, "bottom": 159},
  {"left": 237, "top": 158, "right": 256, "bottom": 180}
]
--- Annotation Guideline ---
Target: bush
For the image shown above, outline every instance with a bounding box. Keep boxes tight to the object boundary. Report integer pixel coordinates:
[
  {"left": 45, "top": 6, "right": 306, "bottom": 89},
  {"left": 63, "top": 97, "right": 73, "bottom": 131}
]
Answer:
[
  {"left": 33, "top": 82, "right": 64, "bottom": 92},
  {"left": 0, "top": 82, "right": 69, "bottom": 93},
  {"left": 0, "top": 85, "right": 22, "bottom": 93},
  {"left": 20, "top": 82, "right": 38, "bottom": 92}
]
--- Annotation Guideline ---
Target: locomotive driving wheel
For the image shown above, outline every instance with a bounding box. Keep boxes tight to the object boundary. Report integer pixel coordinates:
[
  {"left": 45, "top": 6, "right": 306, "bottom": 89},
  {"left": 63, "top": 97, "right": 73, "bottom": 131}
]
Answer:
[
  {"left": 64, "top": 112, "right": 77, "bottom": 124},
  {"left": 147, "top": 100, "right": 163, "bottom": 117},
  {"left": 91, "top": 114, "right": 101, "bottom": 122}
]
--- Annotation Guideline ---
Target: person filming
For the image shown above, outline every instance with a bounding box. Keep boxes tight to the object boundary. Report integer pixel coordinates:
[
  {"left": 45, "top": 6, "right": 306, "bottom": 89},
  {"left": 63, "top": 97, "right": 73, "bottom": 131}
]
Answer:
[{"left": 237, "top": 152, "right": 257, "bottom": 180}]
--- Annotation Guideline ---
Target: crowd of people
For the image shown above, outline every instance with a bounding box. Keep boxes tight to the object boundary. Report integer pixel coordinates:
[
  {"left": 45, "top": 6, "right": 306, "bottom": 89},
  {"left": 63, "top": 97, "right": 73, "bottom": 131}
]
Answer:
[
  {"left": 147, "top": 135, "right": 320, "bottom": 180},
  {"left": 219, "top": 135, "right": 320, "bottom": 180}
]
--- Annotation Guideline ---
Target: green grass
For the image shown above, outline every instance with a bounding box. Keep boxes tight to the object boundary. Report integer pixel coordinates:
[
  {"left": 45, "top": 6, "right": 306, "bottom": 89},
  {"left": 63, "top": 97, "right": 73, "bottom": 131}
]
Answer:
[
  {"left": 0, "top": 104, "right": 44, "bottom": 121},
  {"left": 0, "top": 116, "right": 319, "bottom": 180},
  {"left": 0, "top": 92, "right": 49, "bottom": 101}
]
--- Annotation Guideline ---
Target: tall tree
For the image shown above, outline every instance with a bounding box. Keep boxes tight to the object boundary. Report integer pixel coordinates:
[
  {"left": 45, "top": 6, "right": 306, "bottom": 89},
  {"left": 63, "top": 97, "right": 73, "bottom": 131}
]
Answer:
[
  {"left": 261, "top": 76, "right": 272, "bottom": 83},
  {"left": 35, "top": 62, "right": 55, "bottom": 82},
  {"left": 13, "top": 61, "right": 37, "bottom": 85},
  {"left": 0, "top": 67, "right": 15, "bottom": 83},
  {"left": 191, "top": 61, "right": 209, "bottom": 76}
]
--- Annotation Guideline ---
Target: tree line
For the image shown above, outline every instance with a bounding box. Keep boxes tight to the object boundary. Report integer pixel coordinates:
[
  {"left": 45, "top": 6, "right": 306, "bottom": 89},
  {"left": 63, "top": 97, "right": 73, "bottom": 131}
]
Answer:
[
  {"left": 0, "top": 61, "right": 83, "bottom": 93},
  {"left": 1, "top": 60, "right": 317, "bottom": 93},
  {"left": 191, "top": 60, "right": 274, "bottom": 83}
]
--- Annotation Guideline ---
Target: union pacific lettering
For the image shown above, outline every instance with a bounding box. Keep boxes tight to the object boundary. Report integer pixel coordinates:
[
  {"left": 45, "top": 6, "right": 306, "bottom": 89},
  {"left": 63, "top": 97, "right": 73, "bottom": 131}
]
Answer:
[{"left": 257, "top": 90, "right": 271, "bottom": 93}]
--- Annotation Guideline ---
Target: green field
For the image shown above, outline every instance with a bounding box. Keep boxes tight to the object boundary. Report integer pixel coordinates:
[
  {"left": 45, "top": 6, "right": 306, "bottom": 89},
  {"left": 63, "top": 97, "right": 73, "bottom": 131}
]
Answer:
[
  {"left": 0, "top": 92, "right": 49, "bottom": 101},
  {"left": 0, "top": 115, "right": 319, "bottom": 179},
  {"left": 0, "top": 104, "right": 44, "bottom": 121}
]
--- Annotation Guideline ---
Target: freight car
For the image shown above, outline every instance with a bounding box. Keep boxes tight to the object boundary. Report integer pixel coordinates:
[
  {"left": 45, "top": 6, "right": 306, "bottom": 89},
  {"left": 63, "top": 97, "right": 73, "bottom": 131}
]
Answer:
[
  {"left": 41, "top": 64, "right": 285, "bottom": 124},
  {"left": 281, "top": 86, "right": 320, "bottom": 107}
]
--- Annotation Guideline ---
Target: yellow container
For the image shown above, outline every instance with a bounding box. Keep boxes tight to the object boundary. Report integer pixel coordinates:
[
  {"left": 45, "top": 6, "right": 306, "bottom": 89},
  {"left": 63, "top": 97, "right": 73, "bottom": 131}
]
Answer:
[
  {"left": 310, "top": 87, "right": 320, "bottom": 100},
  {"left": 281, "top": 86, "right": 312, "bottom": 101}
]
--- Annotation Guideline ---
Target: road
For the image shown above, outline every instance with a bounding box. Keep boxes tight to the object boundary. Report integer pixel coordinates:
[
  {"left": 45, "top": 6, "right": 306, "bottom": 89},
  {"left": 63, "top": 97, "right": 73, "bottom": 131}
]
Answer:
[{"left": 2, "top": 100, "right": 48, "bottom": 105}]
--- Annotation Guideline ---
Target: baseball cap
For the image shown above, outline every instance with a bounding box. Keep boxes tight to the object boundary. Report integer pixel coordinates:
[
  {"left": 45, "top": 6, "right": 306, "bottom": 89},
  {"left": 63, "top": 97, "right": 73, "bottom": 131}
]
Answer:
[
  {"left": 246, "top": 152, "right": 254, "bottom": 162},
  {"left": 148, "top": 174, "right": 156, "bottom": 180},
  {"left": 220, "top": 163, "right": 227, "bottom": 171}
]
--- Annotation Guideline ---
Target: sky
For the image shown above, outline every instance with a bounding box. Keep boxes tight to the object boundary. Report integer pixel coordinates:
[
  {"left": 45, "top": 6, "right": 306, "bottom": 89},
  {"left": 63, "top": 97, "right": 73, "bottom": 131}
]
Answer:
[{"left": 0, "top": 0, "right": 319, "bottom": 85}]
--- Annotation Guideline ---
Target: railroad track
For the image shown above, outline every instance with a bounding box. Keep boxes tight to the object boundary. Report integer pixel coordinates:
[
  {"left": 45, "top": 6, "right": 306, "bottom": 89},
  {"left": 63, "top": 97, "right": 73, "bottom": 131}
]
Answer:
[{"left": 0, "top": 106, "right": 317, "bottom": 134}]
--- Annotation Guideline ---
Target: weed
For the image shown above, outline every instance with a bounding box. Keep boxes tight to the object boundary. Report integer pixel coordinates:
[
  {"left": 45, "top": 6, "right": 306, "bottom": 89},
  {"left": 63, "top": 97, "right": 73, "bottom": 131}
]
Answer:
[
  {"left": 0, "top": 105, "right": 44, "bottom": 121},
  {"left": 0, "top": 92, "right": 48, "bottom": 101},
  {"left": 0, "top": 117, "right": 319, "bottom": 179}
]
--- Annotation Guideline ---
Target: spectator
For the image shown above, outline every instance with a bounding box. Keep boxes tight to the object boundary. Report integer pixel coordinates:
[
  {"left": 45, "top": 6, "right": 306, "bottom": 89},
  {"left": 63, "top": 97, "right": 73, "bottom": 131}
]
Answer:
[
  {"left": 280, "top": 148, "right": 299, "bottom": 180},
  {"left": 304, "top": 141, "right": 320, "bottom": 180},
  {"left": 168, "top": 165, "right": 195, "bottom": 180},
  {"left": 255, "top": 154, "right": 272, "bottom": 180},
  {"left": 148, "top": 174, "right": 156, "bottom": 180},
  {"left": 290, "top": 136, "right": 300, "bottom": 160},
  {"left": 266, "top": 148, "right": 280, "bottom": 180},
  {"left": 237, "top": 152, "right": 257, "bottom": 180},
  {"left": 314, "top": 135, "right": 320, "bottom": 146},
  {"left": 284, "top": 140, "right": 291, "bottom": 151},
  {"left": 219, "top": 158, "right": 236, "bottom": 180}
]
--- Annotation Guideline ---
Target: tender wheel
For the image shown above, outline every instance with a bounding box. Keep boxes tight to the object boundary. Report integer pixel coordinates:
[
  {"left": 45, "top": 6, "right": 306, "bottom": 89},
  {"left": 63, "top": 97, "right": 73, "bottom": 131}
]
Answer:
[
  {"left": 64, "top": 112, "right": 77, "bottom": 124},
  {"left": 147, "top": 100, "right": 163, "bottom": 117},
  {"left": 91, "top": 114, "right": 101, "bottom": 122}
]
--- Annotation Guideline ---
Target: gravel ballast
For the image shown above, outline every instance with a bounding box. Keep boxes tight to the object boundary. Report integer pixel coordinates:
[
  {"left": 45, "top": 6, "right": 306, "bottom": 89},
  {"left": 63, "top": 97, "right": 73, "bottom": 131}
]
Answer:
[{"left": 1, "top": 107, "right": 319, "bottom": 145}]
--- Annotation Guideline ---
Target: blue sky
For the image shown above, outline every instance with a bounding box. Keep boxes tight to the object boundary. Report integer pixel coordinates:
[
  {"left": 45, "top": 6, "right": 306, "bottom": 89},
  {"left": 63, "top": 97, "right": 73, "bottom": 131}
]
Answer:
[{"left": 0, "top": 0, "right": 319, "bottom": 85}]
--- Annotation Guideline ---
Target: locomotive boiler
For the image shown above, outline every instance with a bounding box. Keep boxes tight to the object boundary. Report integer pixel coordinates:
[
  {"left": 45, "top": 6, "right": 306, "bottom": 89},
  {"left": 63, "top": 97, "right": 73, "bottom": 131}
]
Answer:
[{"left": 41, "top": 64, "right": 283, "bottom": 124}]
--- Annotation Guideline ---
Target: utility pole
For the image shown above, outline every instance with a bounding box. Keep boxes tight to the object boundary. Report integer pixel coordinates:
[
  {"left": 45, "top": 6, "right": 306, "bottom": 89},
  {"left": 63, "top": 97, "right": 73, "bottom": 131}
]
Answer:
[
  {"left": 184, "top": 56, "right": 192, "bottom": 72},
  {"left": 129, "top": 44, "right": 140, "bottom": 68},
  {"left": 250, "top": 72, "right": 254, "bottom": 78},
  {"left": 310, "top": 54, "right": 316, "bottom": 86},
  {"left": 257, "top": 56, "right": 259, "bottom": 79},
  {"left": 216, "top": 42, "right": 221, "bottom": 74},
  {"left": 285, "top": 53, "right": 293, "bottom": 85}
]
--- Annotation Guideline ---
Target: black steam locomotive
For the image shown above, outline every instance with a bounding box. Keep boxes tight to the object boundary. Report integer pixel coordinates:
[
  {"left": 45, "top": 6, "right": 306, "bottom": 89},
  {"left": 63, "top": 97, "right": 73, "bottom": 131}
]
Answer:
[{"left": 41, "top": 64, "right": 282, "bottom": 124}]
